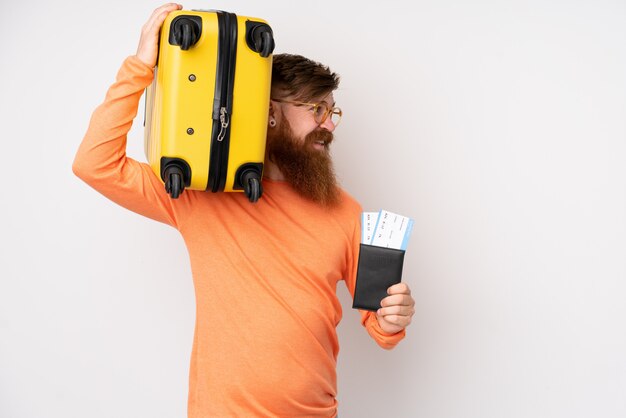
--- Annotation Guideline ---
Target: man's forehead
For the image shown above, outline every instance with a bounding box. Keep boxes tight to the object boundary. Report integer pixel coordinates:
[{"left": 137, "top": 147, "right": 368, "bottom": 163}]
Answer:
[
  {"left": 287, "top": 91, "right": 336, "bottom": 105},
  {"left": 317, "top": 92, "right": 335, "bottom": 106}
]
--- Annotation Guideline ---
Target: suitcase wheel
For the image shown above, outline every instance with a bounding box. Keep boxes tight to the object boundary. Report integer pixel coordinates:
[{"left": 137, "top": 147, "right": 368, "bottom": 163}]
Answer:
[
  {"left": 245, "top": 22, "right": 275, "bottom": 58},
  {"left": 245, "top": 177, "right": 261, "bottom": 203},
  {"left": 164, "top": 165, "right": 185, "bottom": 199},
  {"left": 239, "top": 167, "right": 263, "bottom": 203},
  {"left": 258, "top": 31, "right": 274, "bottom": 58},
  {"left": 170, "top": 16, "right": 201, "bottom": 51}
]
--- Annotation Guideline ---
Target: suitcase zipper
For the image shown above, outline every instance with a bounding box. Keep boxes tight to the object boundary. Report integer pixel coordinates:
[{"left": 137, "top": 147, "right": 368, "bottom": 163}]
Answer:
[
  {"left": 217, "top": 107, "right": 229, "bottom": 142},
  {"left": 208, "top": 11, "right": 238, "bottom": 192}
]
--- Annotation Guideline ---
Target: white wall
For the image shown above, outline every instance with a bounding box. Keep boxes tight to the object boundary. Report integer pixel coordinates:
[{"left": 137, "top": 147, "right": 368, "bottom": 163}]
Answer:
[{"left": 1, "top": 1, "right": 625, "bottom": 417}]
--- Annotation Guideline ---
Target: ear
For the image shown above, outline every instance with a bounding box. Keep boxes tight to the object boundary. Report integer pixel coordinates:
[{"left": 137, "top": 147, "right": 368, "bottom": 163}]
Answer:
[
  {"left": 268, "top": 100, "right": 280, "bottom": 122},
  {"left": 268, "top": 100, "right": 275, "bottom": 118}
]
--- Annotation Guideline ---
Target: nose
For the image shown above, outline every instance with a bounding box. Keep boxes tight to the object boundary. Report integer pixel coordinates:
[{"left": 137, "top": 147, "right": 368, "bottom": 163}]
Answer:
[{"left": 319, "top": 115, "right": 336, "bottom": 132}]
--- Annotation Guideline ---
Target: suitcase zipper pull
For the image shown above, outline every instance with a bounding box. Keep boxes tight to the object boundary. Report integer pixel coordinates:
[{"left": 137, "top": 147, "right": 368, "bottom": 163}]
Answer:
[{"left": 217, "top": 107, "right": 230, "bottom": 142}]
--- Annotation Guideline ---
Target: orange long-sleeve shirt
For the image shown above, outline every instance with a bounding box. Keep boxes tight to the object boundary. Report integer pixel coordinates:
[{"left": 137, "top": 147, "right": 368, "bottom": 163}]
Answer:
[{"left": 73, "top": 56, "right": 405, "bottom": 418}]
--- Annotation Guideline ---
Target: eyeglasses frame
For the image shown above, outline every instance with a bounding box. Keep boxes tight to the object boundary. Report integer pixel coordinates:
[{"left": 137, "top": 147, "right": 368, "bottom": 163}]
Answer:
[{"left": 270, "top": 98, "right": 342, "bottom": 127}]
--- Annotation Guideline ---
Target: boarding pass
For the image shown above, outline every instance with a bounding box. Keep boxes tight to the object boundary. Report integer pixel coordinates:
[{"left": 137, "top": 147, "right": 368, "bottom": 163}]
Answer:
[{"left": 361, "top": 210, "right": 414, "bottom": 250}]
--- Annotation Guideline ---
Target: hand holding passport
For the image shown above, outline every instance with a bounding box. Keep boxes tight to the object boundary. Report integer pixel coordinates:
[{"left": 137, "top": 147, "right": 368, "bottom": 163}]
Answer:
[{"left": 353, "top": 210, "right": 414, "bottom": 311}]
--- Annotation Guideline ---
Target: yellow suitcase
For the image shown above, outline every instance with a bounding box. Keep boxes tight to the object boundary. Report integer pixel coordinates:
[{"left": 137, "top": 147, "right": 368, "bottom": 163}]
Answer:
[{"left": 144, "top": 10, "right": 275, "bottom": 202}]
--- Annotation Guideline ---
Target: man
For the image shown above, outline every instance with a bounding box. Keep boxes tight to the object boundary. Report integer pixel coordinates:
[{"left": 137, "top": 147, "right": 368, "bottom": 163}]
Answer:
[{"left": 73, "top": 3, "right": 415, "bottom": 417}]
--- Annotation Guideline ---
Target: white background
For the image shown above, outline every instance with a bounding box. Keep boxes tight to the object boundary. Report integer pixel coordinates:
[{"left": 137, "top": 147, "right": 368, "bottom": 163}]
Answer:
[{"left": 1, "top": 0, "right": 625, "bottom": 417}]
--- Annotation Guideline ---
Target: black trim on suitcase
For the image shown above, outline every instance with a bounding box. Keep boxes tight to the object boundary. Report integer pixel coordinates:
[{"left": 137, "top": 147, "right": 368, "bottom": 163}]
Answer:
[{"left": 208, "top": 11, "right": 238, "bottom": 193}]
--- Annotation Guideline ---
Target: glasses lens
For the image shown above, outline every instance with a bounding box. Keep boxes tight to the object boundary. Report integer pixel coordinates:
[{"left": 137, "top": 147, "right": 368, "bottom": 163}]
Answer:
[
  {"left": 312, "top": 103, "right": 329, "bottom": 124},
  {"left": 330, "top": 109, "right": 342, "bottom": 126}
]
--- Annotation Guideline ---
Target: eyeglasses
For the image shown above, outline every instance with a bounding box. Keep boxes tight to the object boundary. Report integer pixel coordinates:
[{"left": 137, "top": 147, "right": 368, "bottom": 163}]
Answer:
[{"left": 271, "top": 98, "right": 342, "bottom": 127}]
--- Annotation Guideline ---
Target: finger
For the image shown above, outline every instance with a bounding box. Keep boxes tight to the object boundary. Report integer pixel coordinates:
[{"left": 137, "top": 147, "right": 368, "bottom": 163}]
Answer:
[
  {"left": 378, "top": 314, "right": 412, "bottom": 327},
  {"left": 377, "top": 305, "right": 415, "bottom": 317},
  {"left": 387, "top": 282, "right": 411, "bottom": 296},
  {"left": 150, "top": 3, "right": 183, "bottom": 22},
  {"left": 145, "top": 3, "right": 182, "bottom": 33},
  {"left": 380, "top": 294, "right": 414, "bottom": 308}
]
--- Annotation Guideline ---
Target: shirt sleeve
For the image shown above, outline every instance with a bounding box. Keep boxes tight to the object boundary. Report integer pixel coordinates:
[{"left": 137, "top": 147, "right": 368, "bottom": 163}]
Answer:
[
  {"left": 72, "top": 56, "right": 189, "bottom": 228},
  {"left": 344, "top": 207, "right": 406, "bottom": 349}
]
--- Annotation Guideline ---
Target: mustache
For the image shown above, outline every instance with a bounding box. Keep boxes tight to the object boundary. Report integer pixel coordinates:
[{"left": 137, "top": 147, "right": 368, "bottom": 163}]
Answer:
[{"left": 305, "top": 129, "right": 334, "bottom": 147}]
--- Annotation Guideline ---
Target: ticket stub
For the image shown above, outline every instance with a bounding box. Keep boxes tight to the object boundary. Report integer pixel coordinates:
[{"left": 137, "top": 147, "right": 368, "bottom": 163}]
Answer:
[
  {"left": 361, "top": 212, "right": 379, "bottom": 244},
  {"left": 369, "top": 210, "right": 414, "bottom": 250}
]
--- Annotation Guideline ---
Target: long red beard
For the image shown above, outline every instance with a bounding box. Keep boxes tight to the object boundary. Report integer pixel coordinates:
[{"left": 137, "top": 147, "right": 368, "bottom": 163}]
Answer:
[{"left": 266, "top": 119, "right": 340, "bottom": 207}]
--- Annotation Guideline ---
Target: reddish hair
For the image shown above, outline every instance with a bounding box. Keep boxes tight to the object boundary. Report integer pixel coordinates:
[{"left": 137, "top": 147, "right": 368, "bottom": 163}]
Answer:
[{"left": 271, "top": 53, "right": 340, "bottom": 101}]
